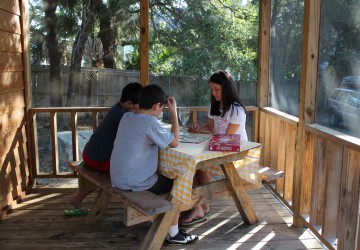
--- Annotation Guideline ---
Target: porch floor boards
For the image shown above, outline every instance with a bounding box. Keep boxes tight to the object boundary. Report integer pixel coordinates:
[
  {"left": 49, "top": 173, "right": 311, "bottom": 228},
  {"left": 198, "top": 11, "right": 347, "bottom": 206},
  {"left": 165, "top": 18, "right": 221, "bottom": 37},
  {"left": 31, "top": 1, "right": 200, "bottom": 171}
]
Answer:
[{"left": 0, "top": 184, "right": 325, "bottom": 249}]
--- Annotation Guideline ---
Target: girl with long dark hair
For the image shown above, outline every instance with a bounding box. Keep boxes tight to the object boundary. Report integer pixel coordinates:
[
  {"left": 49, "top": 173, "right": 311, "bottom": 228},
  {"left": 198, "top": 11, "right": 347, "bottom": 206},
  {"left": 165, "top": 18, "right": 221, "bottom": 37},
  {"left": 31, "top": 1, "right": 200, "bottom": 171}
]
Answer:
[{"left": 180, "top": 70, "right": 248, "bottom": 225}]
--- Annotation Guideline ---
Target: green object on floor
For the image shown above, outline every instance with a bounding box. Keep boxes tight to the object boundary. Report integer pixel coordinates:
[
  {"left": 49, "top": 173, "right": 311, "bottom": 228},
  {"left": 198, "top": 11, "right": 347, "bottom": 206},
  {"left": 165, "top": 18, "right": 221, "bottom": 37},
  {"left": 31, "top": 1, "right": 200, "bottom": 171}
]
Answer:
[{"left": 64, "top": 208, "right": 89, "bottom": 216}]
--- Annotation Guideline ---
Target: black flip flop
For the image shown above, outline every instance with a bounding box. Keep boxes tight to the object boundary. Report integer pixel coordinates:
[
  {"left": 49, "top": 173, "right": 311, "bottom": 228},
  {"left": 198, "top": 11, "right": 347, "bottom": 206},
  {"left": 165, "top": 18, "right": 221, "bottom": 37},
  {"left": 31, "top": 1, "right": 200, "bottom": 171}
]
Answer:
[{"left": 179, "top": 216, "right": 208, "bottom": 226}]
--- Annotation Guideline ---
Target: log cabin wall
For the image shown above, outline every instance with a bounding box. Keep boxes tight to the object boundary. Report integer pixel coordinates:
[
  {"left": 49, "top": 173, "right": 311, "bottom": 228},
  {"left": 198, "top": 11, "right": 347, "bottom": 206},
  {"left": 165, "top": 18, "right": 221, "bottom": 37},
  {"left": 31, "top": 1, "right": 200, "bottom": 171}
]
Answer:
[{"left": 0, "top": 0, "right": 31, "bottom": 221}]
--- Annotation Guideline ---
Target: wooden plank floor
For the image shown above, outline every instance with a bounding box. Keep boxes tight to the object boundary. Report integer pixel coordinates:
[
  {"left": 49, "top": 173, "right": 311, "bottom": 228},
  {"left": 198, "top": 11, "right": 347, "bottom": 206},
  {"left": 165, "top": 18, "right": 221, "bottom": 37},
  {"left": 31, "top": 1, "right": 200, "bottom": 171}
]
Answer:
[{"left": 0, "top": 183, "right": 326, "bottom": 250}]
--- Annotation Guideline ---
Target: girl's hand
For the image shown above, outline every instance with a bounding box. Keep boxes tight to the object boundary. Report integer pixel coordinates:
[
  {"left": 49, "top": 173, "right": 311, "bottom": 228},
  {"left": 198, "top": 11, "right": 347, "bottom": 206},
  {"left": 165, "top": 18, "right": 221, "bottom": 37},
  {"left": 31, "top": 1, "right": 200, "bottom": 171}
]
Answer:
[{"left": 188, "top": 124, "right": 199, "bottom": 132}]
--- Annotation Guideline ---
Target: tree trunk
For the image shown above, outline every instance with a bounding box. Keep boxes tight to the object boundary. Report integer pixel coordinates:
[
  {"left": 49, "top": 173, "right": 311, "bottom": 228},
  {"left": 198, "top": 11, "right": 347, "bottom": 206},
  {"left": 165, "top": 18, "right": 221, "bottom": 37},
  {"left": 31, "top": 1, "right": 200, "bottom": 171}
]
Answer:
[
  {"left": 43, "top": 0, "right": 63, "bottom": 107},
  {"left": 66, "top": 0, "right": 96, "bottom": 107},
  {"left": 95, "top": 0, "right": 117, "bottom": 69}
]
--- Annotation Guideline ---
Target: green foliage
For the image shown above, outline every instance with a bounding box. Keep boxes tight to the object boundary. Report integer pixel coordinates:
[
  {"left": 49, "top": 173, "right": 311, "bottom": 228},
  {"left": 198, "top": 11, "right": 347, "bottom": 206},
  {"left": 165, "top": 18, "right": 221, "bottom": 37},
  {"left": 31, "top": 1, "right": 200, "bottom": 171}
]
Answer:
[
  {"left": 124, "top": 49, "right": 140, "bottom": 70},
  {"left": 30, "top": 0, "right": 259, "bottom": 81},
  {"left": 147, "top": 0, "right": 259, "bottom": 80},
  {"left": 320, "top": 0, "right": 360, "bottom": 79},
  {"left": 29, "top": 0, "right": 81, "bottom": 65},
  {"left": 29, "top": 0, "right": 46, "bottom": 64},
  {"left": 270, "top": 0, "right": 304, "bottom": 81},
  {"left": 57, "top": 0, "right": 82, "bottom": 38}
]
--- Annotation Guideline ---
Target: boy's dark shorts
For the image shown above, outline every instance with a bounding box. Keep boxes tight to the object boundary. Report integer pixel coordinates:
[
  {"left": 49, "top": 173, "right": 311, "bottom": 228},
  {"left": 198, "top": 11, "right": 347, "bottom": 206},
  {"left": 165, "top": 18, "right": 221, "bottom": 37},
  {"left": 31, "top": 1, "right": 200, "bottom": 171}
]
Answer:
[{"left": 147, "top": 174, "right": 173, "bottom": 195}]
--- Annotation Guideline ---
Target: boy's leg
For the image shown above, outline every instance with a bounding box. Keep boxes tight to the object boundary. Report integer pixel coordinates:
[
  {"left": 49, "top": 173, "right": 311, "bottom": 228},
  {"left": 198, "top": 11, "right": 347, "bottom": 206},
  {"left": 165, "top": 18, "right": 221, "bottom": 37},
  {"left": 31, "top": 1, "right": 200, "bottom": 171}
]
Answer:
[
  {"left": 146, "top": 175, "right": 198, "bottom": 244},
  {"left": 69, "top": 190, "right": 94, "bottom": 208},
  {"left": 70, "top": 175, "right": 97, "bottom": 208},
  {"left": 165, "top": 211, "right": 198, "bottom": 245}
]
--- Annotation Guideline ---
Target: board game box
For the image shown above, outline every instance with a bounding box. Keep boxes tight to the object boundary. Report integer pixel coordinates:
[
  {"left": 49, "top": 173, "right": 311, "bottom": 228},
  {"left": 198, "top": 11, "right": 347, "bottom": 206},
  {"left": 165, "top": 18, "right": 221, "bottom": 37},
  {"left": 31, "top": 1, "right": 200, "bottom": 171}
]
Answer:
[{"left": 209, "top": 134, "right": 241, "bottom": 152}]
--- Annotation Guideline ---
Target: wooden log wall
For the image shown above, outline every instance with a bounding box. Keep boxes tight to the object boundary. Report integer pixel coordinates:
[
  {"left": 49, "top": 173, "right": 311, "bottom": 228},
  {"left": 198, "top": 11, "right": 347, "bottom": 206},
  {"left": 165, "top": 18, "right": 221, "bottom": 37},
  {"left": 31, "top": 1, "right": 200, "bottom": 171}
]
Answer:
[{"left": 0, "top": 0, "right": 31, "bottom": 221}]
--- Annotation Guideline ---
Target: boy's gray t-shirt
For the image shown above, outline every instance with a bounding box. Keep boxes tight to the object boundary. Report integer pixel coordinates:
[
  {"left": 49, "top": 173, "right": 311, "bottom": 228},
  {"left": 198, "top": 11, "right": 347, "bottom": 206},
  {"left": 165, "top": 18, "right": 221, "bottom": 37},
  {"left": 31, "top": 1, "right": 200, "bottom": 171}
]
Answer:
[{"left": 110, "top": 112, "right": 174, "bottom": 191}]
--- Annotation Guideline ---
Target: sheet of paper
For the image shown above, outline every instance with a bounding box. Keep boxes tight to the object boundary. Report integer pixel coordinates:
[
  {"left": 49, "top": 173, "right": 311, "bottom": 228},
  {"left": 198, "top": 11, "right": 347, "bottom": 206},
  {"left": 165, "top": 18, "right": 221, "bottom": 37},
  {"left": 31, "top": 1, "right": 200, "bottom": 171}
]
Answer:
[{"left": 180, "top": 133, "right": 212, "bottom": 144}]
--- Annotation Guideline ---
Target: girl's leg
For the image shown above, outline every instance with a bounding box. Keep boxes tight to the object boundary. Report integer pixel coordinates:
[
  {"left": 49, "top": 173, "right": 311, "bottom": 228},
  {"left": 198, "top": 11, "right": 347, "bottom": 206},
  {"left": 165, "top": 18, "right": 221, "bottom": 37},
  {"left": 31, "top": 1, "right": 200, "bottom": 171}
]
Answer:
[
  {"left": 196, "top": 170, "right": 211, "bottom": 214},
  {"left": 180, "top": 170, "right": 211, "bottom": 223}
]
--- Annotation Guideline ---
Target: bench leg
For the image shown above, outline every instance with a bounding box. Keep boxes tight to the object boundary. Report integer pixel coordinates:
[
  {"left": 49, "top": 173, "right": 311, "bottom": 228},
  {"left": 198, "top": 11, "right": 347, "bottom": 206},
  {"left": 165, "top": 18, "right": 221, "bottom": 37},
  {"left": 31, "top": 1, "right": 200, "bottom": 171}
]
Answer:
[
  {"left": 221, "top": 162, "right": 259, "bottom": 225},
  {"left": 85, "top": 189, "right": 111, "bottom": 224},
  {"left": 140, "top": 196, "right": 181, "bottom": 250}
]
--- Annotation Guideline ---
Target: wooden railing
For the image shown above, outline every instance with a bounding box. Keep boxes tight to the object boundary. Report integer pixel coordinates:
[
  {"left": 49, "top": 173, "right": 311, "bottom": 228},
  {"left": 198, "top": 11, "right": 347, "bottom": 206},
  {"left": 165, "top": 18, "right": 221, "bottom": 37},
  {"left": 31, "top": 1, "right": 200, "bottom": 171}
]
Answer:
[
  {"left": 28, "top": 106, "right": 259, "bottom": 179},
  {"left": 258, "top": 107, "right": 360, "bottom": 250},
  {"left": 28, "top": 107, "right": 110, "bottom": 178},
  {"left": 301, "top": 124, "right": 360, "bottom": 250},
  {"left": 258, "top": 107, "right": 298, "bottom": 206},
  {"left": 28, "top": 105, "right": 360, "bottom": 249}
]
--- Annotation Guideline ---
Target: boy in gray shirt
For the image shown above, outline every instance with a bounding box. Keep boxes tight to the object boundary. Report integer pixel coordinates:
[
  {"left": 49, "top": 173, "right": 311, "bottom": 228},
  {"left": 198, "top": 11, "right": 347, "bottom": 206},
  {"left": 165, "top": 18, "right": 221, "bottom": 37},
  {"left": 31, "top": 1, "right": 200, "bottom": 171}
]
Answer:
[
  {"left": 65, "top": 82, "right": 143, "bottom": 215},
  {"left": 110, "top": 84, "right": 198, "bottom": 245}
]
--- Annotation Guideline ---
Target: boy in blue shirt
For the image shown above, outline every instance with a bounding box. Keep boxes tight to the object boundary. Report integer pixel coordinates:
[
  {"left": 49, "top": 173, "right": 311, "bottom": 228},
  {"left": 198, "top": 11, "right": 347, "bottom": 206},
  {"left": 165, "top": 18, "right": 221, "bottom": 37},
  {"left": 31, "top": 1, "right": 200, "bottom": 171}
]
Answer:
[
  {"left": 110, "top": 84, "right": 198, "bottom": 245},
  {"left": 65, "top": 82, "right": 143, "bottom": 215}
]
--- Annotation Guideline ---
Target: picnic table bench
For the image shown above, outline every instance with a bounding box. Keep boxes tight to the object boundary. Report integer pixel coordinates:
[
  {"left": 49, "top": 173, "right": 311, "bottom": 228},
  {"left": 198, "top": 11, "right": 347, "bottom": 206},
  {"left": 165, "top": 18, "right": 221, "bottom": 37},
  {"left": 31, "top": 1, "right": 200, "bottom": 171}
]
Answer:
[
  {"left": 69, "top": 152, "right": 284, "bottom": 250},
  {"left": 68, "top": 161, "right": 173, "bottom": 225},
  {"left": 68, "top": 161, "right": 284, "bottom": 226}
]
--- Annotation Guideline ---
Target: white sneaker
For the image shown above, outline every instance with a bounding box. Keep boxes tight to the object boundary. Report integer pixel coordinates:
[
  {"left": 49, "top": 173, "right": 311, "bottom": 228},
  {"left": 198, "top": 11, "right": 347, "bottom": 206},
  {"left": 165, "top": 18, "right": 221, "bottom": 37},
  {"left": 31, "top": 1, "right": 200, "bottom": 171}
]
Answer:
[{"left": 165, "top": 229, "right": 198, "bottom": 245}]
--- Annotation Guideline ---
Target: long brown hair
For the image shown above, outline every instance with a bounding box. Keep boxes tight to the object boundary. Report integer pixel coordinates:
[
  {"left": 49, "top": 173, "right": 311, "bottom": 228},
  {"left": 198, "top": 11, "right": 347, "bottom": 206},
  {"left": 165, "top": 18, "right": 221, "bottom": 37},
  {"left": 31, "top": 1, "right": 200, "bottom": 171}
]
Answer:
[{"left": 209, "top": 70, "right": 246, "bottom": 117}]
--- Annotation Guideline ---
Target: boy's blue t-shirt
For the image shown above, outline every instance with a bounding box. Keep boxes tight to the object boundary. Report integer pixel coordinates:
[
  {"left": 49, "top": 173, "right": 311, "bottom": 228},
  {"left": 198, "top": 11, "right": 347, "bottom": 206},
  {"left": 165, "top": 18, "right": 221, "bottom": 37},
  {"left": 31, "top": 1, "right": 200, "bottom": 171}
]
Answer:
[
  {"left": 110, "top": 112, "right": 174, "bottom": 191},
  {"left": 83, "top": 104, "right": 127, "bottom": 162}
]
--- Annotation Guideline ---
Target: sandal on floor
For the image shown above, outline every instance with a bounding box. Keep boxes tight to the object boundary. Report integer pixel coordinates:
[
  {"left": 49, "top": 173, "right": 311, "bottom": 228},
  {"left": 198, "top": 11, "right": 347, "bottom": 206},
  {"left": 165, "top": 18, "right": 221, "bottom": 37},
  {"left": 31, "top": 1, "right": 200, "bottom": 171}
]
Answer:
[
  {"left": 180, "top": 210, "right": 209, "bottom": 219},
  {"left": 64, "top": 208, "right": 89, "bottom": 216},
  {"left": 179, "top": 216, "right": 208, "bottom": 226}
]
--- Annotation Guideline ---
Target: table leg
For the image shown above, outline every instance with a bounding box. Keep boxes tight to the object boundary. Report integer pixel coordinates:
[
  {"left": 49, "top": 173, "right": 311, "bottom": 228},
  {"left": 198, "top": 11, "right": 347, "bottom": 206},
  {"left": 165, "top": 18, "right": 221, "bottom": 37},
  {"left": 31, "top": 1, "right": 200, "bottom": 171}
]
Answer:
[
  {"left": 140, "top": 196, "right": 181, "bottom": 250},
  {"left": 220, "top": 162, "right": 259, "bottom": 225}
]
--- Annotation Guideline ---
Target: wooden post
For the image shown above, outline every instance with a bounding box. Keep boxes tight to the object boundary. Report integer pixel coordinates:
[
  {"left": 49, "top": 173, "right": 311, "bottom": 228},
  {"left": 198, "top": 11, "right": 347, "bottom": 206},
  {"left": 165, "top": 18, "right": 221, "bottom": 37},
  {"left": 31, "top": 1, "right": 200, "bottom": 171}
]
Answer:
[
  {"left": 257, "top": 0, "right": 271, "bottom": 107},
  {"left": 293, "top": 0, "right": 321, "bottom": 227},
  {"left": 71, "top": 111, "right": 79, "bottom": 161},
  {"left": 140, "top": 0, "right": 149, "bottom": 86},
  {"left": 256, "top": 0, "right": 271, "bottom": 163},
  {"left": 50, "top": 112, "right": 59, "bottom": 175},
  {"left": 19, "top": 0, "right": 34, "bottom": 185}
]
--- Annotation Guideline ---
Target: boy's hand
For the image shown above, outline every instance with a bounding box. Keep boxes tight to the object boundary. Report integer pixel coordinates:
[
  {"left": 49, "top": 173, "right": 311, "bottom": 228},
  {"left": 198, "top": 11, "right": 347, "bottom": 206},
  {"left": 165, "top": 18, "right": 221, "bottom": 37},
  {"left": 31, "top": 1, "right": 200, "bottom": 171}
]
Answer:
[
  {"left": 166, "top": 96, "right": 177, "bottom": 113},
  {"left": 167, "top": 96, "right": 179, "bottom": 147}
]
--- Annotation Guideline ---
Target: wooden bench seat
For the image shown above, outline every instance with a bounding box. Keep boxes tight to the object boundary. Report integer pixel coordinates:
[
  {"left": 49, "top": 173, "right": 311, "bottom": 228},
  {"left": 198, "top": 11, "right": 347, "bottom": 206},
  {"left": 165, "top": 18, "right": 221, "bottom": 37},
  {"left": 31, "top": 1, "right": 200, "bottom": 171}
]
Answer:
[
  {"left": 69, "top": 161, "right": 283, "bottom": 225},
  {"left": 258, "top": 166, "right": 285, "bottom": 182},
  {"left": 68, "top": 161, "right": 173, "bottom": 224}
]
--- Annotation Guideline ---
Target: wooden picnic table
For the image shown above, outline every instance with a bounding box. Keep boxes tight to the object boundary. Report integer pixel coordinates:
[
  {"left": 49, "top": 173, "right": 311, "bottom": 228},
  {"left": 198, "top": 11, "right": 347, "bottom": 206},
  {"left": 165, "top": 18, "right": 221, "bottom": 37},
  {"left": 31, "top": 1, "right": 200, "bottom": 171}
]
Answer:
[{"left": 141, "top": 137, "right": 262, "bottom": 249}]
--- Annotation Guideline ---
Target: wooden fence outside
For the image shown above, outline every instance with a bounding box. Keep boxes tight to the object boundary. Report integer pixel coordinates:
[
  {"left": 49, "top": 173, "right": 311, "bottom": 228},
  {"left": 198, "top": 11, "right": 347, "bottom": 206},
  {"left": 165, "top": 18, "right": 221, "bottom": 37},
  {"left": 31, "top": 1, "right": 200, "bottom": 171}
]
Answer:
[{"left": 31, "top": 67, "right": 257, "bottom": 108}]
